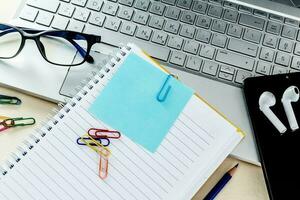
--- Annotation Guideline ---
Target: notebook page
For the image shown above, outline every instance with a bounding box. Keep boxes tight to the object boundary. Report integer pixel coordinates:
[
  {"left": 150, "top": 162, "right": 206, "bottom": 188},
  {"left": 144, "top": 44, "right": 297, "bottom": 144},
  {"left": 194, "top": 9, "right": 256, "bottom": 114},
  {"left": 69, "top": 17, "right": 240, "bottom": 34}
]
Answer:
[{"left": 0, "top": 45, "right": 242, "bottom": 200}]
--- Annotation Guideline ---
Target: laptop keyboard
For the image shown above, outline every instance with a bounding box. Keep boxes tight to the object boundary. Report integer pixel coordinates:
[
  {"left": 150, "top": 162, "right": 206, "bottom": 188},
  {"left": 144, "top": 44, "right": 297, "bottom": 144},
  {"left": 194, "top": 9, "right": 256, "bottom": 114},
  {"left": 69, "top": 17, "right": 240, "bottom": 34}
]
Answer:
[{"left": 19, "top": 0, "right": 300, "bottom": 87}]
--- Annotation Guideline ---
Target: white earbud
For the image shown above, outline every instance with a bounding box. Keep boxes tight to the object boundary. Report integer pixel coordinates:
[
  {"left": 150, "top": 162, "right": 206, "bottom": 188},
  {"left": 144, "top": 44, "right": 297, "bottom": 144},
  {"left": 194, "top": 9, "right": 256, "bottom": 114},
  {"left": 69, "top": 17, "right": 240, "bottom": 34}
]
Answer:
[
  {"left": 259, "top": 91, "right": 287, "bottom": 134},
  {"left": 281, "top": 86, "right": 299, "bottom": 131}
]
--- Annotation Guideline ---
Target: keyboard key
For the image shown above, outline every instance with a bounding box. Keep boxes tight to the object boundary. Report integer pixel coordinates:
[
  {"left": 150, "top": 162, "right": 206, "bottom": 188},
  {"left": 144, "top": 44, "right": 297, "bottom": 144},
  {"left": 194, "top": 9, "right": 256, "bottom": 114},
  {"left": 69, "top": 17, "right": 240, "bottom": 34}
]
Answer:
[
  {"left": 89, "top": 12, "right": 106, "bottom": 26},
  {"left": 149, "top": 2, "right": 165, "bottom": 15},
  {"left": 199, "top": 45, "right": 215, "bottom": 59},
  {"left": 266, "top": 21, "right": 281, "bottom": 35},
  {"left": 192, "top": 1, "right": 207, "bottom": 14},
  {"left": 243, "top": 28, "right": 262, "bottom": 44},
  {"left": 256, "top": 61, "right": 272, "bottom": 75},
  {"left": 195, "top": 29, "right": 211, "bottom": 43},
  {"left": 151, "top": 32, "right": 168, "bottom": 45},
  {"left": 104, "top": 17, "right": 121, "bottom": 31},
  {"left": 253, "top": 9, "right": 268, "bottom": 18},
  {"left": 134, "top": 0, "right": 150, "bottom": 11},
  {"left": 58, "top": 3, "right": 75, "bottom": 17},
  {"left": 239, "top": 5, "right": 252, "bottom": 13},
  {"left": 202, "top": 61, "right": 218, "bottom": 76},
  {"left": 211, "top": 33, "right": 227, "bottom": 48},
  {"left": 220, "top": 65, "right": 235, "bottom": 74},
  {"left": 281, "top": 25, "right": 297, "bottom": 39},
  {"left": 67, "top": 20, "right": 85, "bottom": 32},
  {"left": 118, "top": 6, "right": 134, "bottom": 20},
  {"left": 291, "top": 57, "right": 300, "bottom": 70},
  {"left": 135, "top": 27, "right": 152, "bottom": 40},
  {"left": 209, "top": 0, "right": 222, "bottom": 5},
  {"left": 19, "top": 6, "right": 38, "bottom": 22},
  {"left": 216, "top": 50, "right": 255, "bottom": 71},
  {"left": 73, "top": 7, "right": 90, "bottom": 22},
  {"left": 227, "top": 38, "right": 258, "bottom": 57},
  {"left": 285, "top": 18, "right": 299, "bottom": 27},
  {"left": 71, "top": 0, "right": 87, "bottom": 7},
  {"left": 162, "top": 0, "right": 176, "bottom": 5},
  {"left": 275, "top": 52, "right": 291, "bottom": 67},
  {"left": 52, "top": 15, "right": 69, "bottom": 29},
  {"left": 278, "top": 38, "right": 294, "bottom": 53},
  {"left": 219, "top": 71, "right": 233, "bottom": 81},
  {"left": 207, "top": 5, "right": 223, "bottom": 18},
  {"left": 211, "top": 19, "right": 227, "bottom": 33},
  {"left": 183, "top": 40, "right": 200, "bottom": 54},
  {"left": 180, "top": 11, "right": 196, "bottom": 25},
  {"left": 294, "top": 43, "right": 300, "bottom": 55},
  {"left": 269, "top": 14, "right": 283, "bottom": 22},
  {"left": 120, "top": 21, "right": 137, "bottom": 36},
  {"left": 133, "top": 10, "right": 149, "bottom": 24},
  {"left": 165, "top": 7, "right": 180, "bottom": 20},
  {"left": 148, "top": 16, "right": 165, "bottom": 30},
  {"left": 27, "top": 0, "right": 60, "bottom": 13},
  {"left": 119, "top": 0, "right": 134, "bottom": 7},
  {"left": 227, "top": 24, "right": 243, "bottom": 38},
  {"left": 36, "top": 11, "right": 54, "bottom": 26},
  {"left": 170, "top": 51, "right": 186, "bottom": 66},
  {"left": 164, "top": 21, "right": 180, "bottom": 34},
  {"left": 196, "top": 16, "right": 212, "bottom": 29},
  {"left": 263, "top": 34, "right": 278, "bottom": 48},
  {"left": 235, "top": 70, "right": 252, "bottom": 84},
  {"left": 102, "top": 2, "right": 119, "bottom": 16},
  {"left": 259, "top": 47, "right": 274, "bottom": 62},
  {"left": 177, "top": 0, "right": 193, "bottom": 9},
  {"left": 223, "top": 9, "right": 238, "bottom": 22},
  {"left": 86, "top": 0, "right": 103, "bottom": 11},
  {"left": 186, "top": 56, "right": 202, "bottom": 71},
  {"left": 167, "top": 36, "right": 184, "bottom": 49},
  {"left": 273, "top": 65, "right": 288, "bottom": 75},
  {"left": 224, "top": 1, "right": 238, "bottom": 9},
  {"left": 179, "top": 25, "right": 195, "bottom": 39},
  {"left": 239, "top": 14, "right": 265, "bottom": 30}
]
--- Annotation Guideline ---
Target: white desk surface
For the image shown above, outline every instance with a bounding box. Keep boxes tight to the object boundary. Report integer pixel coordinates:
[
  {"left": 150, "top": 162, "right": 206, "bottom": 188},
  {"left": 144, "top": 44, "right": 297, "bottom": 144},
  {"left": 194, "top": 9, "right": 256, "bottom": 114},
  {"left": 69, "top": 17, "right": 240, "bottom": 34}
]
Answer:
[{"left": 0, "top": 1, "right": 269, "bottom": 199}]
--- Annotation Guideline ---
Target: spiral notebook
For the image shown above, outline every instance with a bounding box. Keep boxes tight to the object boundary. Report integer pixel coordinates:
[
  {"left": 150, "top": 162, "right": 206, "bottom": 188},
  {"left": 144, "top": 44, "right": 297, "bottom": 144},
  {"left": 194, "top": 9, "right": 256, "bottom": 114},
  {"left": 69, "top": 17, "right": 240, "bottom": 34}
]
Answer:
[{"left": 0, "top": 44, "right": 244, "bottom": 200}]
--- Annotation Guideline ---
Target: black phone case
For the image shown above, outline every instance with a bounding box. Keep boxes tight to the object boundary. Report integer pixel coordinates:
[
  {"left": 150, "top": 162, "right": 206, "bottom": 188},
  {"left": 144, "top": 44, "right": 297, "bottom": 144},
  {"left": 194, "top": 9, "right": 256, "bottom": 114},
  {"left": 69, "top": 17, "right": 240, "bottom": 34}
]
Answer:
[{"left": 244, "top": 73, "right": 300, "bottom": 200}]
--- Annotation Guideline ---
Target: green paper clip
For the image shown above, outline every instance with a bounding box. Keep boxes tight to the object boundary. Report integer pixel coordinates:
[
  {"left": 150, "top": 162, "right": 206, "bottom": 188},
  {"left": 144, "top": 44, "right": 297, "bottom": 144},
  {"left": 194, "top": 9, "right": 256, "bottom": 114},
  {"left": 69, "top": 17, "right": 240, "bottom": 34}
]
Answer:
[
  {"left": 2, "top": 117, "right": 36, "bottom": 128},
  {"left": 0, "top": 95, "right": 22, "bottom": 105}
]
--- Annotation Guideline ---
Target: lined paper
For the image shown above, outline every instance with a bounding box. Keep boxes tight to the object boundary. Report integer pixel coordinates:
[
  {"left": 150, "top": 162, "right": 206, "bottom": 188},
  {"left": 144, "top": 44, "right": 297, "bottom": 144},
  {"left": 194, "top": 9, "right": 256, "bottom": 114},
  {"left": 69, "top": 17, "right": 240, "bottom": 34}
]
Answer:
[{"left": 0, "top": 44, "right": 242, "bottom": 200}]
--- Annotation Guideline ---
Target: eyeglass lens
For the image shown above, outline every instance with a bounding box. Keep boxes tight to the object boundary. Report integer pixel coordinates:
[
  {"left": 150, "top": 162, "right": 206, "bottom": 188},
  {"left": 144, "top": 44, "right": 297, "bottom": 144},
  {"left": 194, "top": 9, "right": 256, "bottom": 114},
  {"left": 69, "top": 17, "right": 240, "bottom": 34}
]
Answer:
[{"left": 0, "top": 24, "right": 22, "bottom": 59}]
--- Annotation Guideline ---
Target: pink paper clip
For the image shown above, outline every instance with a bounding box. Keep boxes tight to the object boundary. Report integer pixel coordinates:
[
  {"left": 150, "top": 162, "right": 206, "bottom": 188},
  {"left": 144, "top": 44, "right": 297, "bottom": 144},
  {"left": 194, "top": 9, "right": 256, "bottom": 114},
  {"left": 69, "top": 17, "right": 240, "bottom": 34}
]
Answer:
[
  {"left": 88, "top": 128, "right": 121, "bottom": 139},
  {"left": 99, "top": 155, "right": 109, "bottom": 179},
  {"left": 0, "top": 116, "right": 10, "bottom": 132}
]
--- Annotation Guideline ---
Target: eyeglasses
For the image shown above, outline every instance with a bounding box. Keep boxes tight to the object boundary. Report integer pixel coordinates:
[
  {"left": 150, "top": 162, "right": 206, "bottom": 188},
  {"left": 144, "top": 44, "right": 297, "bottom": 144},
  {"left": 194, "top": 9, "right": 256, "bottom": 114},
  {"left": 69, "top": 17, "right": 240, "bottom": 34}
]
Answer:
[{"left": 0, "top": 23, "right": 101, "bottom": 66}]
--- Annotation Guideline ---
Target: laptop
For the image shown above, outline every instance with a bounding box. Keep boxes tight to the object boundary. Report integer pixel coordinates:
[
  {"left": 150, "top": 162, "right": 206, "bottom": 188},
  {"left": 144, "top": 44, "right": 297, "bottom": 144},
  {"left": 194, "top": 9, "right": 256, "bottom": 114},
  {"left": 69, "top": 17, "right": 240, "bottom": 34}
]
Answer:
[{"left": 2, "top": 0, "right": 300, "bottom": 165}]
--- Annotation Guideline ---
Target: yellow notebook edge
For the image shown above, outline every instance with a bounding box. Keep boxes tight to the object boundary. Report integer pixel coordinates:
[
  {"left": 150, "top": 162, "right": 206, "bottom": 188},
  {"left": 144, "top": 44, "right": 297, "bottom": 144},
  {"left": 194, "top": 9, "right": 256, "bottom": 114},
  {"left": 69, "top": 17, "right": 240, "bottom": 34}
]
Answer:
[{"left": 142, "top": 50, "right": 246, "bottom": 138}]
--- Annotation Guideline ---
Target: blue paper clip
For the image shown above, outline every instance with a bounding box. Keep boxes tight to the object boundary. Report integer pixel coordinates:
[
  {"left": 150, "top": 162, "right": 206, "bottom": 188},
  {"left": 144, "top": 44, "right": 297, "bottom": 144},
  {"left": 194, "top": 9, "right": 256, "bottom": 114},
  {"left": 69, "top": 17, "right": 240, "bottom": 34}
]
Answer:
[
  {"left": 76, "top": 137, "right": 110, "bottom": 147},
  {"left": 157, "top": 75, "right": 172, "bottom": 102}
]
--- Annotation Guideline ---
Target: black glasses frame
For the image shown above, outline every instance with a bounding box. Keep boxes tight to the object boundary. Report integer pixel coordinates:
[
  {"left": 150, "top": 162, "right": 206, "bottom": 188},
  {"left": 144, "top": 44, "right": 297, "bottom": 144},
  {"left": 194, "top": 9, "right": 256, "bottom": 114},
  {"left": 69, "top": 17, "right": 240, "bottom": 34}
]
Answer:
[{"left": 0, "top": 23, "right": 101, "bottom": 66}]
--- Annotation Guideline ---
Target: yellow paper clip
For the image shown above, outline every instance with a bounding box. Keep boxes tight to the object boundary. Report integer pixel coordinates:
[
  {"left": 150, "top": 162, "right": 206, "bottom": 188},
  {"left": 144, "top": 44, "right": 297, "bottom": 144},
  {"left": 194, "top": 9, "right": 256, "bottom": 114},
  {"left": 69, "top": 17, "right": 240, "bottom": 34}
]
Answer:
[{"left": 79, "top": 134, "right": 111, "bottom": 158}]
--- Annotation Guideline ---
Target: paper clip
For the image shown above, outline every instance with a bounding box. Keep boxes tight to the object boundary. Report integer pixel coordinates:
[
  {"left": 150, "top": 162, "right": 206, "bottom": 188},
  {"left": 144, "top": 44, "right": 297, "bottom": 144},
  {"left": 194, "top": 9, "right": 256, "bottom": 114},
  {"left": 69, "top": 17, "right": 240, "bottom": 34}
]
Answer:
[
  {"left": 76, "top": 137, "right": 110, "bottom": 147},
  {"left": 79, "top": 134, "right": 111, "bottom": 157},
  {"left": 2, "top": 117, "right": 36, "bottom": 128},
  {"left": 0, "top": 95, "right": 22, "bottom": 105},
  {"left": 157, "top": 74, "right": 172, "bottom": 102},
  {"left": 88, "top": 128, "right": 121, "bottom": 139},
  {"left": 99, "top": 154, "right": 109, "bottom": 179},
  {"left": 0, "top": 116, "right": 10, "bottom": 132}
]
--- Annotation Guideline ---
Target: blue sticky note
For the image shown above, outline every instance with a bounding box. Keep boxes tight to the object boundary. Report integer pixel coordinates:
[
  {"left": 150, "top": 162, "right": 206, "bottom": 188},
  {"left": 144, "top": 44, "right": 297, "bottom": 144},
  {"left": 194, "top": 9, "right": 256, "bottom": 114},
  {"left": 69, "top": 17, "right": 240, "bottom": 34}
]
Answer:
[{"left": 89, "top": 53, "right": 193, "bottom": 152}]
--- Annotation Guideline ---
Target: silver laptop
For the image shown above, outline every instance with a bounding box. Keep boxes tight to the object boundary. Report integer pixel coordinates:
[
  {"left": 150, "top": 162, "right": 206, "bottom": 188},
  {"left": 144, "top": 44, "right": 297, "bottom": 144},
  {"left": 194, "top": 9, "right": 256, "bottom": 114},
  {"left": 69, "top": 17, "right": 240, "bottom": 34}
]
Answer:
[{"left": 2, "top": 0, "right": 300, "bottom": 165}]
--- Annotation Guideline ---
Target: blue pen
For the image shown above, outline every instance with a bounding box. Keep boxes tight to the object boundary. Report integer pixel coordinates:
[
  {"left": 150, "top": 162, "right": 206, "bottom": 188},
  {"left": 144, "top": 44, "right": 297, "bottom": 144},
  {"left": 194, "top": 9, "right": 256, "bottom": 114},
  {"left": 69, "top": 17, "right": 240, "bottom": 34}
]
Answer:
[{"left": 204, "top": 164, "right": 239, "bottom": 200}]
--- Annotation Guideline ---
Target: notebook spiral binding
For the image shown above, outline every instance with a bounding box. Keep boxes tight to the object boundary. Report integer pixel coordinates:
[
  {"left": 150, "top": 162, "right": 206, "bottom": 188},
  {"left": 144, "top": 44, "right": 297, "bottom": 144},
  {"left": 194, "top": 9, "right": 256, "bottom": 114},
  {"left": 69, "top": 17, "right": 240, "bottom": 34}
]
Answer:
[{"left": 0, "top": 45, "right": 132, "bottom": 178}]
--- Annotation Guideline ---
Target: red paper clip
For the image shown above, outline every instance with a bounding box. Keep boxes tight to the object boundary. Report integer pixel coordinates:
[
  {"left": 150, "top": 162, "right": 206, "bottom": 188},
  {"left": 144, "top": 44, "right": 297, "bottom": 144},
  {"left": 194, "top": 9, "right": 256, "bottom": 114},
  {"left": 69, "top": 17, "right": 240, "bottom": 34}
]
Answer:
[
  {"left": 0, "top": 116, "right": 10, "bottom": 132},
  {"left": 88, "top": 128, "right": 121, "bottom": 139}
]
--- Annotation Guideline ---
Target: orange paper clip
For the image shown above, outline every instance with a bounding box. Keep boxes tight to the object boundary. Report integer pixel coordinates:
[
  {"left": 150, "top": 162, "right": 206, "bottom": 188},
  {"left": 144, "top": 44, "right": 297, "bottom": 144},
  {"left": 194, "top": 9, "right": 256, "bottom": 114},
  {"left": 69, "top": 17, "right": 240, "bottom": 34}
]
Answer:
[
  {"left": 99, "top": 154, "right": 109, "bottom": 179},
  {"left": 88, "top": 128, "right": 121, "bottom": 139}
]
